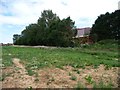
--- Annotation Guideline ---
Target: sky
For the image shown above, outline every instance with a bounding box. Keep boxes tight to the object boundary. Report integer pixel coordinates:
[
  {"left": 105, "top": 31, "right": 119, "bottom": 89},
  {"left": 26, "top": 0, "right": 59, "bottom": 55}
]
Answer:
[{"left": 0, "top": 0, "right": 119, "bottom": 44}]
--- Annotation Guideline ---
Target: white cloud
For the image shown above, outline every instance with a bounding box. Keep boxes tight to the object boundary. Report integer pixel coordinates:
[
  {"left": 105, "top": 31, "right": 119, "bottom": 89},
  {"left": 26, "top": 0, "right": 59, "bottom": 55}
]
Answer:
[
  {"left": 0, "top": 0, "right": 119, "bottom": 26},
  {"left": 0, "top": 24, "right": 25, "bottom": 43}
]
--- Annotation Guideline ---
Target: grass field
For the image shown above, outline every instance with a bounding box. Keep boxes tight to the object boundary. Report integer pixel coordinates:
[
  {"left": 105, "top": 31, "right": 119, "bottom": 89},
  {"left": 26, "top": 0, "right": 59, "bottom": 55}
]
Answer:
[
  {"left": 1, "top": 39, "right": 119, "bottom": 88},
  {"left": 2, "top": 39, "right": 119, "bottom": 68}
]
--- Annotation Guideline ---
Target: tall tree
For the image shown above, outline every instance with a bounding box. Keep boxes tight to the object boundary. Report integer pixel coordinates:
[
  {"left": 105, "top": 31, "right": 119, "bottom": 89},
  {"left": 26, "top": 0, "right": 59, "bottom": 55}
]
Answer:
[
  {"left": 36, "top": 10, "right": 60, "bottom": 45},
  {"left": 90, "top": 10, "right": 120, "bottom": 42},
  {"left": 21, "top": 24, "right": 39, "bottom": 45},
  {"left": 13, "top": 10, "right": 76, "bottom": 47}
]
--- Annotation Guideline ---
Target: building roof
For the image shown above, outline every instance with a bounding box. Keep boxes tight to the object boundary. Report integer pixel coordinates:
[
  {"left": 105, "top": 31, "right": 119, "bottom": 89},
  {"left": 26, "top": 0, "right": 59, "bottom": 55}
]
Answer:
[{"left": 77, "top": 27, "right": 91, "bottom": 30}]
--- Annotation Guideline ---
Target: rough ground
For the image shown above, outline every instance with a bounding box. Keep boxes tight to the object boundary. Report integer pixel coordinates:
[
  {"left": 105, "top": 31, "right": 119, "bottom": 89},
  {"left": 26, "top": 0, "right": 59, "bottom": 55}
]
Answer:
[{"left": 1, "top": 58, "right": 119, "bottom": 88}]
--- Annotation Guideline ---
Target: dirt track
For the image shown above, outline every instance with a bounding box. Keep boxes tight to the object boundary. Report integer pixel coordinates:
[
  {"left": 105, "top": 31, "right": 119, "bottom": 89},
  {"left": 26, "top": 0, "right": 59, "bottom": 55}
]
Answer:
[{"left": 13, "top": 45, "right": 57, "bottom": 49}]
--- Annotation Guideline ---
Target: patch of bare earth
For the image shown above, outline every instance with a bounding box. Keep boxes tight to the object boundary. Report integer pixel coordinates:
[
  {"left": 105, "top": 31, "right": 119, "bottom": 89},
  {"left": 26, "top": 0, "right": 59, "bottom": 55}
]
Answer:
[
  {"left": 2, "top": 59, "right": 119, "bottom": 88},
  {"left": 2, "top": 58, "right": 36, "bottom": 88}
]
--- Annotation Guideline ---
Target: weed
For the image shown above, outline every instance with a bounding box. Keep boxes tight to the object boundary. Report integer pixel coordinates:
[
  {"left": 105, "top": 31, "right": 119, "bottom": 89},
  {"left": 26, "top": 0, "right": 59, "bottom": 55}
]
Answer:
[
  {"left": 25, "top": 86, "right": 33, "bottom": 90},
  {"left": 79, "top": 64, "right": 85, "bottom": 69},
  {"left": 56, "top": 65, "right": 64, "bottom": 69},
  {"left": 1, "top": 73, "right": 12, "bottom": 81},
  {"left": 72, "top": 68, "right": 76, "bottom": 71},
  {"left": 93, "top": 64, "right": 99, "bottom": 69},
  {"left": 93, "top": 82, "right": 98, "bottom": 88},
  {"left": 70, "top": 75, "right": 77, "bottom": 81},
  {"left": 0, "top": 76, "right": 4, "bottom": 81},
  {"left": 72, "top": 69, "right": 80, "bottom": 74},
  {"left": 50, "top": 77, "right": 55, "bottom": 81},
  {"left": 106, "top": 82, "right": 114, "bottom": 88},
  {"left": 76, "top": 70, "right": 80, "bottom": 74},
  {"left": 68, "top": 72, "right": 72, "bottom": 76},
  {"left": 98, "top": 79, "right": 107, "bottom": 88},
  {"left": 47, "top": 76, "right": 55, "bottom": 85},
  {"left": 85, "top": 75, "right": 94, "bottom": 84},
  {"left": 15, "top": 67, "right": 21, "bottom": 71},
  {"left": 94, "top": 69, "right": 98, "bottom": 72},
  {"left": 18, "top": 76, "right": 21, "bottom": 78},
  {"left": 34, "top": 78, "right": 39, "bottom": 82},
  {"left": 105, "top": 65, "right": 112, "bottom": 70},
  {"left": 27, "top": 69, "right": 36, "bottom": 76},
  {"left": 72, "top": 64, "right": 79, "bottom": 68}
]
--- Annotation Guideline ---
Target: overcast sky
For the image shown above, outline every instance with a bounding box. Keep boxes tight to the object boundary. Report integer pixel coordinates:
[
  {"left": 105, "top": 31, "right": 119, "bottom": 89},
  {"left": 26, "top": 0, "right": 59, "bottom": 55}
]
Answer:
[{"left": 0, "top": 0, "right": 119, "bottom": 44}]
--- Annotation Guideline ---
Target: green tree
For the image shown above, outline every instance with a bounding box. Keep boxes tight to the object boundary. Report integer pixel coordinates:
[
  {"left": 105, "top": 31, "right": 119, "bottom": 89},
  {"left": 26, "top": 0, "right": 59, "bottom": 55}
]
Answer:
[
  {"left": 90, "top": 10, "right": 120, "bottom": 42},
  {"left": 59, "top": 17, "right": 75, "bottom": 47},
  {"left": 13, "top": 10, "right": 76, "bottom": 47},
  {"left": 36, "top": 10, "right": 60, "bottom": 45},
  {"left": 36, "top": 10, "right": 76, "bottom": 47},
  {"left": 13, "top": 34, "right": 21, "bottom": 44},
  {"left": 21, "top": 24, "right": 39, "bottom": 45}
]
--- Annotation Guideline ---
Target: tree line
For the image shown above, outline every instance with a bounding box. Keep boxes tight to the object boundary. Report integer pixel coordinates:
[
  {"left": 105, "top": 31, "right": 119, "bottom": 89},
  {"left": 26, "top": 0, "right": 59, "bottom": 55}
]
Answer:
[
  {"left": 13, "top": 10, "right": 77, "bottom": 47},
  {"left": 13, "top": 10, "right": 120, "bottom": 46}
]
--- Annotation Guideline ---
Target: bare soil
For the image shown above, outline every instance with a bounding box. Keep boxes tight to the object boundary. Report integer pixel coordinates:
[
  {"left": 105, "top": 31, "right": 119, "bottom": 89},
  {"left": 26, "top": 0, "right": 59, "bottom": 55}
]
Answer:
[{"left": 1, "top": 58, "right": 119, "bottom": 88}]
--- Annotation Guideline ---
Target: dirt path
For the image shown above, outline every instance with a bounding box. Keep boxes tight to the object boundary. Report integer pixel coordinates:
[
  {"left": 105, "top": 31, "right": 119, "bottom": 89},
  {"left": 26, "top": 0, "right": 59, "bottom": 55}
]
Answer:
[
  {"left": 12, "top": 58, "right": 27, "bottom": 75},
  {"left": 2, "top": 58, "right": 37, "bottom": 88},
  {"left": 13, "top": 58, "right": 25, "bottom": 70}
]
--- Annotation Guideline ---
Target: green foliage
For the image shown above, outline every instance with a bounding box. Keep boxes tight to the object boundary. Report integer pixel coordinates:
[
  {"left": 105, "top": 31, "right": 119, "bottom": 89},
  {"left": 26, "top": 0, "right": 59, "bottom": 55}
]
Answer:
[
  {"left": 1, "top": 73, "right": 12, "bottom": 81},
  {"left": 68, "top": 72, "right": 72, "bottom": 76},
  {"left": 14, "top": 10, "right": 76, "bottom": 47},
  {"left": 2, "top": 46, "right": 13, "bottom": 67},
  {"left": 76, "top": 70, "right": 80, "bottom": 74},
  {"left": 34, "top": 78, "right": 39, "bottom": 82},
  {"left": 90, "top": 10, "right": 120, "bottom": 41},
  {"left": 85, "top": 75, "right": 94, "bottom": 84},
  {"left": 105, "top": 65, "right": 112, "bottom": 70},
  {"left": 25, "top": 86, "right": 33, "bottom": 90},
  {"left": 72, "top": 69, "right": 80, "bottom": 74},
  {"left": 70, "top": 75, "right": 77, "bottom": 81},
  {"left": 27, "top": 69, "right": 36, "bottom": 76},
  {"left": 79, "top": 64, "right": 85, "bottom": 69},
  {"left": 2, "top": 39, "right": 119, "bottom": 69},
  {"left": 93, "top": 64, "right": 99, "bottom": 69},
  {"left": 13, "top": 34, "right": 21, "bottom": 44},
  {"left": 0, "top": 76, "right": 4, "bottom": 81}
]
